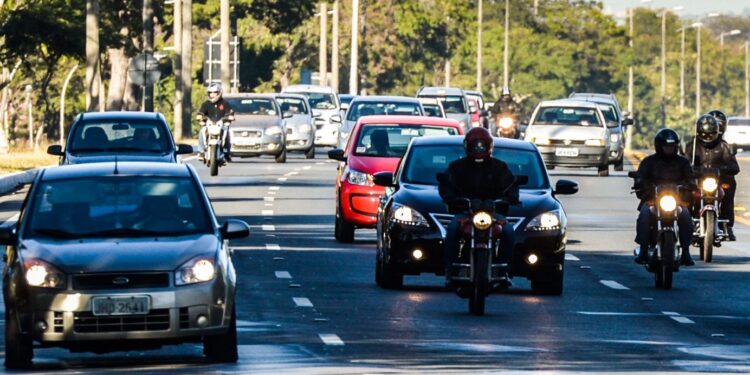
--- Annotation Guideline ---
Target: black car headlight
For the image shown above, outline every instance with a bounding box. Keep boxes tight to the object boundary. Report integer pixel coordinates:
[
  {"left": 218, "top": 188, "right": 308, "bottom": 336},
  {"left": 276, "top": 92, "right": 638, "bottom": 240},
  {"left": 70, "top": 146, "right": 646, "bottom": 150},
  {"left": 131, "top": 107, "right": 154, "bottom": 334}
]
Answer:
[
  {"left": 525, "top": 210, "right": 561, "bottom": 232},
  {"left": 176, "top": 256, "right": 216, "bottom": 286},
  {"left": 390, "top": 203, "right": 429, "bottom": 227},
  {"left": 24, "top": 259, "right": 65, "bottom": 288}
]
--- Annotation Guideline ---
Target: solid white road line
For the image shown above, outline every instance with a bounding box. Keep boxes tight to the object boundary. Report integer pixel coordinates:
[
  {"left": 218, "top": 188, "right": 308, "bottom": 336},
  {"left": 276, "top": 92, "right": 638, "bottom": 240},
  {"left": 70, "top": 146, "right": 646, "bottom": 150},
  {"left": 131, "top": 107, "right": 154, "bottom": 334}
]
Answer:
[
  {"left": 275, "top": 271, "right": 292, "bottom": 279},
  {"left": 661, "top": 311, "right": 679, "bottom": 316},
  {"left": 262, "top": 210, "right": 274, "bottom": 216},
  {"left": 600, "top": 280, "right": 630, "bottom": 290},
  {"left": 293, "top": 297, "right": 313, "bottom": 307},
  {"left": 318, "top": 333, "right": 344, "bottom": 346},
  {"left": 565, "top": 253, "right": 580, "bottom": 261},
  {"left": 262, "top": 225, "right": 276, "bottom": 231},
  {"left": 264, "top": 197, "right": 275, "bottom": 202},
  {"left": 1, "top": 213, "right": 20, "bottom": 227},
  {"left": 266, "top": 244, "right": 281, "bottom": 251}
]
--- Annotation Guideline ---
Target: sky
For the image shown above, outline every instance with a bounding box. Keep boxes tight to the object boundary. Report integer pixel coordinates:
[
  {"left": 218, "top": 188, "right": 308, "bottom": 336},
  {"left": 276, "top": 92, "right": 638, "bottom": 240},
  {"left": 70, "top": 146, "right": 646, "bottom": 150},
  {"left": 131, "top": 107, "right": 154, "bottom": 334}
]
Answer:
[{"left": 599, "top": 0, "right": 750, "bottom": 20}]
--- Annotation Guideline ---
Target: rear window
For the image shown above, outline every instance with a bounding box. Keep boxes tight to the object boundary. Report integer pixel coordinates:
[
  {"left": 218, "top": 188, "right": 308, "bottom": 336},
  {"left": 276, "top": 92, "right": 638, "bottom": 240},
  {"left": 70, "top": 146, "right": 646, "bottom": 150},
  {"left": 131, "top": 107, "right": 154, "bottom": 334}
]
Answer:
[
  {"left": 69, "top": 120, "right": 171, "bottom": 154},
  {"left": 227, "top": 98, "right": 277, "bottom": 116},
  {"left": 347, "top": 101, "right": 422, "bottom": 121},
  {"left": 533, "top": 106, "right": 602, "bottom": 127},
  {"left": 353, "top": 124, "right": 458, "bottom": 158},
  {"left": 728, "top": 118, "right": 750, "bottom": 126}
]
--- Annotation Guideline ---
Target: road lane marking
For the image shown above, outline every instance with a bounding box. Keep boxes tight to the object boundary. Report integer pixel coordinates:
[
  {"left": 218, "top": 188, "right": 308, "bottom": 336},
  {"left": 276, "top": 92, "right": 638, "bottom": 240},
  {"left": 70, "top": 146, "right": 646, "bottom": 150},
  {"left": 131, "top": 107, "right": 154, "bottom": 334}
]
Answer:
[
  {"left": 662, "top": 311, "right": 679, "bottom": 316},
  {"left": 182, "top": 155, "right": 198, "bottom": 162},
  {"left": 262, "top": 210, "right": 274, "bottom": 216},
  {"left": 275, "top": 271, "right": 292, "bottom": 279},
  {"left": 303, "top": 166, "right": 312, "bottom": 170},
  {"left": 264, "top": 203, "right": 273, "bottom": 207},
  {"left": 293, "top": 297, "right": 313, "bottom": 307},
  {"left": 565, "top": 253, "right": 580, "bottom": 261},
  {"left": 266, "top": 244, "right": 281, "bottom": 251},
  {"left": 294, "top": 168, "right": 301, "bottom": 171},
  {"left": 268, "top": 191, "right": 277, "bottom": 195},
  {"left": 600, "top": 280, "right": 629, "bottom": 290},
  {"left": 318, "top": 333, "right": 344, "bottom": 346},
  {"left": 1, "top": 213, "right": 20, "bottom": 227},
  {"left": 269, "top": 186, "right": 281, "bottom": 191},
  {"left": 262, "top": 225, "right": 275, "bottom": 231},
  {"left": 288, "top": 171, "right": 299, "bottom": 176},
  {"left": 278, "top": 177, "right": 288, "bottom": 182},
  {"left": 316, "top": 162, "right": 324, "bottom": 165},
  {"left": 264, "top": 196, "right": 275, "bottom": 202},
  {"left": 577, "top": 311, "right": 652, "bottom": 316},
  {"left": 671, "top": 316, "right": 695, "bottom": 324}
]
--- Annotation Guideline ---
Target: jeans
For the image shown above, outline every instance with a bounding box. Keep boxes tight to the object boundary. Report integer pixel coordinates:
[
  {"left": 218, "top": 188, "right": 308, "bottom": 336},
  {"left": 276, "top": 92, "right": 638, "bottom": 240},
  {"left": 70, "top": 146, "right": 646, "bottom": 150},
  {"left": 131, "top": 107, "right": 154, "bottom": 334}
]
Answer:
[
  {"left": 444, "top": 213, "right": 515, "bottom": 276},
  {"left": 636, "top": 204, "right": 693, "bottom": 254}
]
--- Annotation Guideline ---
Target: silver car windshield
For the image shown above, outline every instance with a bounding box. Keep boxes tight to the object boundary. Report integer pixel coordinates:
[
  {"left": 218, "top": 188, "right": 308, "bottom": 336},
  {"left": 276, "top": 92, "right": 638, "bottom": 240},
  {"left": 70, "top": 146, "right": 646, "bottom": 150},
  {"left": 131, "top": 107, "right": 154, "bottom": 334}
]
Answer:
[
  {"left": 402, "top": 146, "right": 547, "bottom": 189},
  {"left": 227, "top": 98, "right": 277, "bottom": 116},
  {"left": 347, "top": 102, "right": 422, "bottom": 121},
  {"left": 26, "top": 176, "right": 213, "bottom": 239},
  {"left": 430, "top": 96, "right": 465, "bottom": 114},
  {"left": 69, "top": 121, "right": 170, "bottom": 154},
  {"left": 534, "top": 106, "right": 602, "bottom": 127},
  {"left": 292, "top": 93, "right": 336, "bottom": 110},
  {"left": 276, "top": 97, "right": 308, "bottom": 115}
]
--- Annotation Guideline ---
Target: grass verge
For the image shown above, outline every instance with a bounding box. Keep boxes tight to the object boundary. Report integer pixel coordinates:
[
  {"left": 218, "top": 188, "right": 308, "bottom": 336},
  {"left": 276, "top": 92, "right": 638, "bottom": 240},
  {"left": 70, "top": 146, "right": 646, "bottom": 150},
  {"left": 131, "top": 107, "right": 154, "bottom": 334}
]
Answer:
[{"left": 0, "top": 150, "right": 58, "bottom": 174}]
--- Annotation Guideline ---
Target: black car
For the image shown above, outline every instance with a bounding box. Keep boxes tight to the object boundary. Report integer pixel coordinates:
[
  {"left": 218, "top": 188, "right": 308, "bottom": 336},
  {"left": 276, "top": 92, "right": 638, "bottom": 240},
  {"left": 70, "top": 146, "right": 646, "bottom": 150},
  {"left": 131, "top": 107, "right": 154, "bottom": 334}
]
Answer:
[
  {"left": 374, "top": 136, "right": 578, "bottom": 294},
  {"left": 47, "top": 112, "right": 193, "bottom": 164},
  {"left": 0, "top": 162, "right": 249, "bottom": 368}
]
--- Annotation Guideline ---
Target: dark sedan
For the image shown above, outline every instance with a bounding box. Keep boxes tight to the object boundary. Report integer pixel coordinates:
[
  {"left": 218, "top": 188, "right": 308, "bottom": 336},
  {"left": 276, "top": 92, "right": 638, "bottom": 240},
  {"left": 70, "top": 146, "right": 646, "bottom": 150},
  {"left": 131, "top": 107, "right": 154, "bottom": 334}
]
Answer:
[
  {"left": 47, "top": 112, "right": 193, "bottom": 164},
  {"left": 0, "top": 162, "right": 249, "bottom": 368},
  {"left": 374, "top": 136, "right": 578, "bottom": 295}
]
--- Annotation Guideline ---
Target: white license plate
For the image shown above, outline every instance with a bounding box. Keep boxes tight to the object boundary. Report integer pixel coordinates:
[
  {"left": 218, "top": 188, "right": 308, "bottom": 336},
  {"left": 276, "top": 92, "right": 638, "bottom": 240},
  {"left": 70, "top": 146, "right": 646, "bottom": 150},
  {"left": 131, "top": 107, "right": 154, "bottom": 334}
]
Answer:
[
  {"left": 234, "top": 138, "right": 259, "bottom": 146},
  {"left": 92, "top": 296, "right": 150, "bottom": 316},
  {"left": 555, "top": 148, "right": 579, "bottom": 157}
]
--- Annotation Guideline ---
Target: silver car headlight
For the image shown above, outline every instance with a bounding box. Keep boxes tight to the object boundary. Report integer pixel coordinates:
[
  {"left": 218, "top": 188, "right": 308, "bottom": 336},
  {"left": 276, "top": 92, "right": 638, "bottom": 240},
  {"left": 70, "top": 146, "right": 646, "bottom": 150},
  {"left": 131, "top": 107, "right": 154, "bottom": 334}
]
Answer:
[
  {"left": 24, "top": 259, "right": 65, "bottom": 288},
  {"left": 525, "top": 210, "right": 561, "bottom": 231},
  {"left": 176, "top": 256, "right": 216, "bottom": 286},
  {"left": 659, "top": 195, "right": 677, "bottom": 212},
  {"left": 346, "top": 168, "right": 373, "bottom": 186},
  {"left": 702, "top": 177, "right": 718, "bottom": 193},
  {"left": 610, "top": 134, "right": 619, "bottom": 143},
  {"left": 390, "top": 203, "right": 429, "bottom": 227},
  {"left": 266, "top": 126, "right": 283, "bottom": 136}
]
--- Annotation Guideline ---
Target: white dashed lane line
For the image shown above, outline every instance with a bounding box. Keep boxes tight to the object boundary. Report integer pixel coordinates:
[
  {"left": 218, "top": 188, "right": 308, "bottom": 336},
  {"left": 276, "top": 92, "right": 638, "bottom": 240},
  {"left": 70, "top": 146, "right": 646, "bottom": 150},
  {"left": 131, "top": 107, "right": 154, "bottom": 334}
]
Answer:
[
  {"left": 275, "top": 271, "right": 292, "bottom": 279},
  {"left": 303, "top": 166, "right": 312, "bottom": 170},
  {"left": 262, "top": 210, "right": 274, "bottom": 216},
  {"left": 600, "top": 280, "right": 630, "bottom": 290},
  {"left": 293, "top": 297, "right": 313, "bottom": 307},
  {"left": 266, "top": 244, "right": 281, "bottom": 251},
  {"left": 269, "top": 186, "right": 281, "bottom": 191},
  {"left": 662, "top": 311, "right": 695, "bottom": 324},
  {"left": 565, "top": 253, "right": 580, "bottom": 261},
  {"left": 264, "top": 197, "right": 275, "bottom": 202},
  {"left": 316, "top": 162, "right": 324, "bottom": 165},
  {"left": 319, "top": 333, "right": 345, "bottom": 346},
  {"left": 262, "top": 225, "right": 276, "bottom": 231},
  {"left": 277, "top": 177, "right": 288, "bottom": 182}
]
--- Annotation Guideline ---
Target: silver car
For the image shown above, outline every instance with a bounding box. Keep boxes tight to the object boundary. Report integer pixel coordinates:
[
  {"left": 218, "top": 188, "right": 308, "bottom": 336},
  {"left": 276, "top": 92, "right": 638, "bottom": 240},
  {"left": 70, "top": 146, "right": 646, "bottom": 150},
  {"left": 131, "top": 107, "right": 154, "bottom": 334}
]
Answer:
[
  {"left": 524, "top": 99, "right": 616, "bottom": 176},
  {"left": 416, "top": 86, "right": 471, "bottom": 133},
  {"left": 0, "top": 162, "right": 250, "bottom": 368},
  {"left": 282, "top": 84, "right": 342, "bottom": 148},
  {"left": 340, "top": 96, "right": 425, "bottom": 148},
  {"left": 418, "top": 97, "right": 446, "bottom": 118},
  {"left": 276, "top": 94, "right": 316, "bottom": 159},
  {"left": 225, "top": 94, "right": 291, "bottom": 163}
]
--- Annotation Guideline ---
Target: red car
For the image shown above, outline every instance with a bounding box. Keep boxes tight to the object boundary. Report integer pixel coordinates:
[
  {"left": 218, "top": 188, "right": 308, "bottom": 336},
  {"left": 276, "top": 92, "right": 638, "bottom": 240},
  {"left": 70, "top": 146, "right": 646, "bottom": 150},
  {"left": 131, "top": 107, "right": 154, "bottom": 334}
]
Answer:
[{"left": 328, "top": 115, "right": 463, "bottom": 243}]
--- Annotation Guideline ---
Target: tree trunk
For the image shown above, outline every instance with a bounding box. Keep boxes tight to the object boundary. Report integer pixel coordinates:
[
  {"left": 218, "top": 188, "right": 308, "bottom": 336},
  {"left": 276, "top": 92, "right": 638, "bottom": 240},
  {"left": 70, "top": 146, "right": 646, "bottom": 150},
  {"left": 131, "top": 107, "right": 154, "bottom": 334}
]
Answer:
[
  {"left": 86, "top": 0, "right": 101, "bottom": 111},
  {"left": 106, "top": 47, "right": 129, "bottom": 110}
]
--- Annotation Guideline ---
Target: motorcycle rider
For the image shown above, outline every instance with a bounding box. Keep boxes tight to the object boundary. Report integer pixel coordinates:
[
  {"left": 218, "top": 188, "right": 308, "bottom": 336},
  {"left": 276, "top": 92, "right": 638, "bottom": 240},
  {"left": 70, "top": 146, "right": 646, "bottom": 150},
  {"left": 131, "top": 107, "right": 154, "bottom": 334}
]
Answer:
[
  {"left": 439, "top": 127, "right": 518, "bottom": 288},
  {"left": 634, "top": 128, "right": 696, "bottom": 266},
  {"left": 492, "top": 87, "right": 518, "bottom": 130},
  {"left": 685, "top": 113, "right": 740, "bottom": 241},
  {"left": 196, "top": 83, "right": 234, "bottom": 161}
]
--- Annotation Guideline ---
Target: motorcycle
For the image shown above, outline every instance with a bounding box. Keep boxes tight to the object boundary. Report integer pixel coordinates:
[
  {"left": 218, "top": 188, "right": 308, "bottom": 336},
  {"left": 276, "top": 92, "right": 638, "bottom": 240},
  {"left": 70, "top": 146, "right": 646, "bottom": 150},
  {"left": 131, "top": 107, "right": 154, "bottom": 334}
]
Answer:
[
  {"left": 496, "top": 116, "right": 518, "bottom": 139},
  {"left": 629, "top": 171, "right": 683, "bottom": 290},
  {"left": 201, "top": 116, "right": 233, "bottom": 177},
  {"left": 692, "top": 167, "right": 727, "bottom": 262}
]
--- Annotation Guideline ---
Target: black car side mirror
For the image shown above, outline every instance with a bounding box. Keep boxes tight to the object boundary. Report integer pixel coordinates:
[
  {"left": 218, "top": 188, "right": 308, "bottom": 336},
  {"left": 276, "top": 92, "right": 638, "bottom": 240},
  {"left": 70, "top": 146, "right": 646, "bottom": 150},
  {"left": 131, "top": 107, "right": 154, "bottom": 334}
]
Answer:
[
  {"left": 220, "top": 219, "right": 250, "bottom": 240},
  {"left": 0, "top": 226, "right": 16, "bottom": 246},
  {"left": 176, "top": 144, "right": 193, "bottom": 155},
  {"left": 282, "top": 111, "right": 293, "bottom": 119},
  {"left": 554, "top": 179, "right": 579, "bottom": 195},
  {"left": 328, "top": 149, "right": 346, "bottom": 162},
  {"left": 373, "top": 172, "right": 395, "bottom": 187},
  {"left": 480, "top": 110, "right": 489, "bottom": 117},
  {"left": 47, "top": 145, "right": 64, "bottom": 156},
  {"left": 330, "top": 114, "right": 343, "bottom": 123},
  {"left": 622, "top": 118, "right": 634, "bottom": 126}
]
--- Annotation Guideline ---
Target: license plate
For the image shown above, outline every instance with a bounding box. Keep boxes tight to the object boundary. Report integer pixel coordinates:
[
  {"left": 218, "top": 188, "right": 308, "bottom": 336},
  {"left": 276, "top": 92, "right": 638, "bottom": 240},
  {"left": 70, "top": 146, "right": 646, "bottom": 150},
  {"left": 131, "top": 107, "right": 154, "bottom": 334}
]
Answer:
[
  {"left": 555, "top": 148, "right": 579, "bottom": 157},
  {"left": 234, "top": 138, "right": 259, "bottom": 146},
  {"left": 92, "top": 296, "right": 150, "bottom": 316}
]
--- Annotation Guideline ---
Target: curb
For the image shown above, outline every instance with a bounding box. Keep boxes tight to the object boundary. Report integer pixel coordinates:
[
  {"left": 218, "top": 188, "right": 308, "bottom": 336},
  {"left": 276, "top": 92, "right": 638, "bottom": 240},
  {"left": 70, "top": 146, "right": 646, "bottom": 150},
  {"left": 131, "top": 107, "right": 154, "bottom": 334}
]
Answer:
[{"left": 0, "top": 168, "right": 39, "bottom": 195}]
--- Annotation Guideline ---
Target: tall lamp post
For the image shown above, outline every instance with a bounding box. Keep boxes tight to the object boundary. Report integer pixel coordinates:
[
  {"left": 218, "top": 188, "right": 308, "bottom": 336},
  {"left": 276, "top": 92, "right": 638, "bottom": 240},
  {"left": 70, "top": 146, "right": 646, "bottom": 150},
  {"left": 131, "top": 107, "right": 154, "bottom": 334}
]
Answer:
[
  {"left": 720, "top": 29, "right": 742, "bottom": 46},
  {"left": 692, "top": 13, "right": 720, "bottom": 117},
  {"left": 502, "top": 0, "right": 509, "bottom": 88},
  {"left": 659, "top": 6, "right": 683, "bottom": 128},
  {"left": 745, "top": 41, "right": 749, "bottom": 117}
]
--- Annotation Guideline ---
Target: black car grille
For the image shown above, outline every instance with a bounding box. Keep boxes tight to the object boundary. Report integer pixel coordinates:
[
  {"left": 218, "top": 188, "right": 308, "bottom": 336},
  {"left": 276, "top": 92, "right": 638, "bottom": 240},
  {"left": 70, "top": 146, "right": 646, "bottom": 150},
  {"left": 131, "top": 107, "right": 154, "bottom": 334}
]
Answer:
[
  {"left": 72, "top": 273, "right": 170, "bottom": 290},
  {"left": 234, "top": 144, "right": 262, "bottom": 151},
  {"left": 73, "top": 309, "right": 170, "bottom": 333},
  {"left": 549, "top": 139, "right": 586, "bottom": 146},
  {"left": 179, "top": 307, "right": 190, "bottom": 329},
  {"left": 53, "top": 311, "right": 64, "bottom": 333},
  {"left": 430, "top": 213, "right": 524, "bottom": 236}
]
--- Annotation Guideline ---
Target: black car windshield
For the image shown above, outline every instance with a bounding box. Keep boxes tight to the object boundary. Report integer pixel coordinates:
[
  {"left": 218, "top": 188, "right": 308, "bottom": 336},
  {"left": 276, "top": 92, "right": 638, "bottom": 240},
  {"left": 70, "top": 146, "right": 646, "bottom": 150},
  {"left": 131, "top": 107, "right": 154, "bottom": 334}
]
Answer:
[
  {"left": 402, "top": 145, "right": 547, "bottom": 189},
  {"left": 291, "top": 92, "right": 337, "bottom": 110},
  {"left": 25, "top": 176, "right": 213, "bottom": 239},
  {"left": 354, "top": 125, "right": 458, "bottom": 158},
  {"left": 423, "top": 104, "right": 442, "bottom": 117},
  {"left": 533, "top": 106, "right": 602, "bottom": 127},
  {"left": 347, "top": 101, "right": 422, "bottom": 121},
  {"left": 276, "top": 97, "right": 308, "bottom": 115},
  {"left": 68, "top": 120, "right": 170, "bottom": 154},
  {"left": 226, "top": 98, "right": 278, "bottom": 116},
  {"left": 423, "top": 96, "right": 466, "bottom": 114}
]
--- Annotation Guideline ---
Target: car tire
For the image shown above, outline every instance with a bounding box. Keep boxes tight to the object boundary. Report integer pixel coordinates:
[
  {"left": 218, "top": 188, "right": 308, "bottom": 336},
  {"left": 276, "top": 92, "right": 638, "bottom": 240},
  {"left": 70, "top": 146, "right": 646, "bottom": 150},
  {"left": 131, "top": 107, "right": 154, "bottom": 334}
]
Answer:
[
  {"left": 304, "top": 146, "right": 315, "bottom": 159},
  {"left": 334, "top": 206, "right": 355, "bottom": 243},
  {"left": 5, "top": 308, "right": 33, "bottom": 369},
  {"left": 614, "top": 156, "right": 624, "bottom": 171},
  {"left": 203, "top": 304, "right": 239, "bottom": 363},
  {"left": 377, "top": 249, "right": 403, "bottom": 289},
  {"left": 597, "top": 165, "right": 609, "bottom": 177},
  {"left": 275, "top": 148, "right": 287, "bottom": 163},
  {"left": 531, "top": 266, "right": 564, "bottom": 296}
]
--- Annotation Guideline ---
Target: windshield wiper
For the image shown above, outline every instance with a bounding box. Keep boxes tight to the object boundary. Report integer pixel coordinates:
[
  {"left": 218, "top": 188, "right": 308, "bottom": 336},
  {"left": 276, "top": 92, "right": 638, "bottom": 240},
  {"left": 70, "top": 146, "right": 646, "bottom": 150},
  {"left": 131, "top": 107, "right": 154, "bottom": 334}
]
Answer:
[{"left": 33, "top": 228, "right": 79, "bottom": 239}]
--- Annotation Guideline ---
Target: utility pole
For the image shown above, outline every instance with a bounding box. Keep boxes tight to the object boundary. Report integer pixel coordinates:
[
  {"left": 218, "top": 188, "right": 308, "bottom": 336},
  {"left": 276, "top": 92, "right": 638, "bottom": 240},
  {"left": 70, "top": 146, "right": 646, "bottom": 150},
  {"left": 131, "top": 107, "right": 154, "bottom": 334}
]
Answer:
[
  {"left": 173, "top": 0, "right": 183, "bottom": 139},
  {"left": 679, "top": 25, "right": 685, "bottom": 112},
  {"left": 476, "top": 0, "right": 482, "bottom": 92},
  {"left": 181, "top": 0, "right": 193, "bottom": 137},
  {"left": 60, "top": 64, "right": 78, "bottom": 146},
  {"left": 660, "top": 10, "right": 666, "bottom": 128},
  {"left": 220, "top": 0, "right": 231, "bottom": 91},
  {"left": 503, "top": 0, "right": 509, "bottom": 87},
  {"left": 696, "top": 23, "right": 702, "bottom": 117},
  {"left": 445, "top": 16, "right": 450, "bottom": 87},
  {"left": 85, "top": 0, "right": 100, "bottom": 111},
  {"left": 626, "top": 7, "right": 634, "bottom": 152},
  {"left": 349, "top": 0, "right": 359, "bottom": 95},
  {"left": 533, "top": 0, "right": 538, "bottom": 16},
  {"left": 142, "top": 0, "right": 154, "bottom": 112},
  {"left": 24, "top": 85, "right": 32, "bottom": 148},
  {"left": 332, "top": 0, "right": 340, "bottom": 91},
  {"left": 319, "top": 2, "right": 328, "bottom": 87},
  {"left": 746, "top": 41, "right": 749, "bottom": 117}
]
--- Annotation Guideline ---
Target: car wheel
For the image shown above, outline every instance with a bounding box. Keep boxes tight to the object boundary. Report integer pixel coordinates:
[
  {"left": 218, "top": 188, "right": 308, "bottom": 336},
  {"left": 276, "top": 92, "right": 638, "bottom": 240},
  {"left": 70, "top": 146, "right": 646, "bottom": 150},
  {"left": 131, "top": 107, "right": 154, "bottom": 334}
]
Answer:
[
  {"left": 378, "top": 250, "right": 403, "bottom": 290},
  {"left": 334, "top": 206, "right": 355, "bottom": 243},
  {"left": 275, "top": 148, "right": 287, "bottom": 163},
  {"left": 597, "top": 165, "right": 609, "bottom": 177},
  {"left": 531, "top": 265, "right": 564, "bottom": 296},
  {"left": 203, "top": 304, "right": 238, "bottom": 363},
  {"left": 614, "top": 156, "right": 624, "bottom": 171},
  {"left": 5, "top": 308, "right": 33, "bottom": 369},
  {"left": 304, "top": 145, "right": 315, "bottom": 159}
]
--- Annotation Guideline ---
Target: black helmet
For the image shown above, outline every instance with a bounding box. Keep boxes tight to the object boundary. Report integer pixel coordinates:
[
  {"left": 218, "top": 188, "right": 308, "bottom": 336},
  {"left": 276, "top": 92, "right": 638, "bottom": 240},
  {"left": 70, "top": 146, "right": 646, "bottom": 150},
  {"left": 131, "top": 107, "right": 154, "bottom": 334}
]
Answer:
[
  {"left": 707, "top": 109, "right": 727, "bottom": 135},
  {"left": 654, "top": 128, "right": 680, "bottom": 159},
  {"left": 696, "top": 114, "right": 720, "bottom": 144}
]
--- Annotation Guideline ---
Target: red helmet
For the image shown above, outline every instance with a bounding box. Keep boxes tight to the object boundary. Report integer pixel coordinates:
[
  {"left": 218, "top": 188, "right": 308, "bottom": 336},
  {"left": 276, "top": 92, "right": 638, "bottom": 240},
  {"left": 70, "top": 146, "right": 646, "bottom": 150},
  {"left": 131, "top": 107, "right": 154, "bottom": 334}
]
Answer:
[{"left": 463, "top": 127, "right": 493, "bottom": 161}]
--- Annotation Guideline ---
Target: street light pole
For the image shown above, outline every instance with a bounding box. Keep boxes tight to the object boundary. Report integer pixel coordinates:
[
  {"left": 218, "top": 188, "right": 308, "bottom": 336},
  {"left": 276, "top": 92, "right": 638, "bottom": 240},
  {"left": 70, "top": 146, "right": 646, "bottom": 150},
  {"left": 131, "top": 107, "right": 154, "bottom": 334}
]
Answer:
[
  {"left": 319, "top": 2, "right": 328, "bottom": 87},
  {"left": 660, "top": 9, "right": 666, "bottom": 128},
  {"left": 220, "top": 0, "right": 231, "bottom": 91},
  {"left": 746, "top": 41, "right": 749, "bottom": 117},
  {"left": 349, "top": 0, "right": 359, "bottom": 95},
  {"left": 476, "top": 0, "right": 482, "bottom": 92},
  {"left": 626, "top": 7, "right": 634, "bottom": 152},
  {"left": 331, "top": 0, "right": 340, "bottom": 91},
  {"left": 695, "top": 22, "right": 702, "bottom": 117},
  {"left": 502, "top": 0, "right": 509, "bottom": 87},
  {"left": 60, "top": 64, "right": 78, "bottom": 146},
  {"left": 679, "top": 25, "right": 685, "bottom": 112}
]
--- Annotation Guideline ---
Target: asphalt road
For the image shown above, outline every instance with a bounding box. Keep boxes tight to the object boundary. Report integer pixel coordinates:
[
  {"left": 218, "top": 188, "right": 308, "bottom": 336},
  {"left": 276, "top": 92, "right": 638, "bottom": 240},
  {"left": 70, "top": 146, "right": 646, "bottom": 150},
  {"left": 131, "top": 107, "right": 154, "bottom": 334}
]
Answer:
[{"left": 0, "top": 150, "right": 750, "bottom": 374}]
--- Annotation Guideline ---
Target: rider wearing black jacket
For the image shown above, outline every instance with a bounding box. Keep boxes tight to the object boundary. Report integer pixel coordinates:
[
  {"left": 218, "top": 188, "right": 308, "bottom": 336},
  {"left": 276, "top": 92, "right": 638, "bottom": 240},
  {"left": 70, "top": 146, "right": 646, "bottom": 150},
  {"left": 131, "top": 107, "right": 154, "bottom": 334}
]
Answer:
[
  {"left": 196, "top": 83, "right": 234, "bottom": 160},
  {"left": 439, "top": 127, "right": 519, "bottom": 287},
  {"left": 685, "top": 113, "right": 740, "bottom": 240},
  {"left": 634, "top": 128, "right": 696, "bottom": 266}
]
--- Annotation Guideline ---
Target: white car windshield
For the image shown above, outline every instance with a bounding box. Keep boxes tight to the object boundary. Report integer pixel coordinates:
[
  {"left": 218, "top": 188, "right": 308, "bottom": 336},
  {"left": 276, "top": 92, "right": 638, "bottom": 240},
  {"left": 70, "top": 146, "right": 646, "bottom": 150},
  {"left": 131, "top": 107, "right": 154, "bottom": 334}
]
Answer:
[{"left": 534, "top": 106, "right": 602, "bottom": 127}]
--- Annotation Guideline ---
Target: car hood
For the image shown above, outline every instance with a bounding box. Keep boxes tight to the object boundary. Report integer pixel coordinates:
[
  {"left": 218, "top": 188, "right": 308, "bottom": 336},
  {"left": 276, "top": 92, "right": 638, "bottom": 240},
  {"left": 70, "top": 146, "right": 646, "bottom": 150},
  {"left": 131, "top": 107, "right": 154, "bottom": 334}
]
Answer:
[
  {"left": 527, "top": 125, "right": 607, "bottom": 141},
  {"left": 19, "top": 234, "right": 220, "bottom": 273},
  {"left": 393, "top": 183, "right": 558, "bottom": 221},
  {"left": 64, "top": 153, "right": 174, "bottom": 165},
  {"left": 232, "top": 115, "right": 281, "bottom": 129},
  {"left": 348, "top": 155, "right": 401, "bottom": 176},
  {"left": 284, "top": 115, "right": 311, "bottom": 127}
]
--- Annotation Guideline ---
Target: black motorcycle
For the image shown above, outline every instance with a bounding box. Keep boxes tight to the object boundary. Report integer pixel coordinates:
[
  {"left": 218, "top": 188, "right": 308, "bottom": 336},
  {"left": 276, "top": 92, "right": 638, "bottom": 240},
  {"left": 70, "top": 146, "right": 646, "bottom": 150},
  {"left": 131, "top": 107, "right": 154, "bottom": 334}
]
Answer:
[{"left": 692, "top": 167, "right": 727, "bottom": 262}]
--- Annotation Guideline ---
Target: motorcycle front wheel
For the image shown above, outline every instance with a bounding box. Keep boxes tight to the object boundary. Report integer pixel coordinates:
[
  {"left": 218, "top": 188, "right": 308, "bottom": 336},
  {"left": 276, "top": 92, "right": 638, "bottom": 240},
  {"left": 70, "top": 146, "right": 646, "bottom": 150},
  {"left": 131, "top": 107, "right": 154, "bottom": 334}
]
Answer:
[
  {"left": 209, "top": 145, "right": 219, "bottom": 176},
  {"left": 703, "top": 211, "right": 715, "bottom": 263},
  {"left": 469, "top": 249, "right": 489, "bottom": 316},
  {"left": 660, "top": 233, "right": 675, "bottom": 290}
]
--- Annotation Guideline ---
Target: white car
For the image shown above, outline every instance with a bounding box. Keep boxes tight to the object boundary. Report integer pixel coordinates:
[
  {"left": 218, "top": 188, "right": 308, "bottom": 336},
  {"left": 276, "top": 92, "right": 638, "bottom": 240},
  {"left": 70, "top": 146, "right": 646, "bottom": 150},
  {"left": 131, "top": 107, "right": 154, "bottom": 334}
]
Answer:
[
  {"left": 724, "top": 117, "right": 750, "bottom": 149},
  {"left": 281, "top": 85, "right": 342, "bottom": 148}
]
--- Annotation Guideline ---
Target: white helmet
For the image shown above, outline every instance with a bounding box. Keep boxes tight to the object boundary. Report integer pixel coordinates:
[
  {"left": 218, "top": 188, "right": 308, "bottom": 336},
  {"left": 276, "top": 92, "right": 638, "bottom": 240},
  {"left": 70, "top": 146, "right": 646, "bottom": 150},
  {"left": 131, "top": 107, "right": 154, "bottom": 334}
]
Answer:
[
  {"left": 207, "top": 83, "right": 223, "bottom": 103},
  {"left": 501, "top": 86, "right": 512, "bottom": 98}
]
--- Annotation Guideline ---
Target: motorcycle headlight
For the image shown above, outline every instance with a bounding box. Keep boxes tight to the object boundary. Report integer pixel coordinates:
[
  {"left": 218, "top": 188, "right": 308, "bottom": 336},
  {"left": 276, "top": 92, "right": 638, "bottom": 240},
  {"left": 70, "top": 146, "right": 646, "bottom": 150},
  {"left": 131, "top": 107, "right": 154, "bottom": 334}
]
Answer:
[
  {"left": 24, "top": 259, "right": 65, "bottom": 288},
  {"left": 346, "top": 168, "right": 373, "bottom": 186},
  {"left": 266, "top": 126, "right": 283, "bottom": 136},
  {"left": 525, "top": 210, "right": 561, "bottom": 232},
  {"left": 298, "top": 124, "right": 312, "bottom": 133},
  {"left": 176, "top": 256, "right": 216, "bottom": 286},
  {"left": 659, "top": 195, "right": 677, "bottom": 212},
  {"left": 702, "top": 177, "right": 718, "bottom": 193},
  {"left": 585, "top": 139, "right": 605, "bottom": 147},
  {"left": 499, "top": 117, "right": 514, "bottom": 128},
  {"left": 610, "top": 134, "right": 619, "bottom": 143},
  {"left": 472, "top": 212, "right": 493, "bottom": 230},
  {"left": 390, "top": 203, "right": 429, "bottom": 227},
  {"left": 207, "top": 125, "right": 223, "bottom": 136}
]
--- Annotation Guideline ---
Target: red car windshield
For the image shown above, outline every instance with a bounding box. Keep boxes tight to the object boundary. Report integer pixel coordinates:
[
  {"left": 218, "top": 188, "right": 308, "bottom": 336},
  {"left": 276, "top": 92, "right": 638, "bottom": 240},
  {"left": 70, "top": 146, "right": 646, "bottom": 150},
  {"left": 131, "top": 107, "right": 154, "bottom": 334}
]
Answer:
[{"left": 353, "top": 124, "right": 458, "bottom": 158}]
